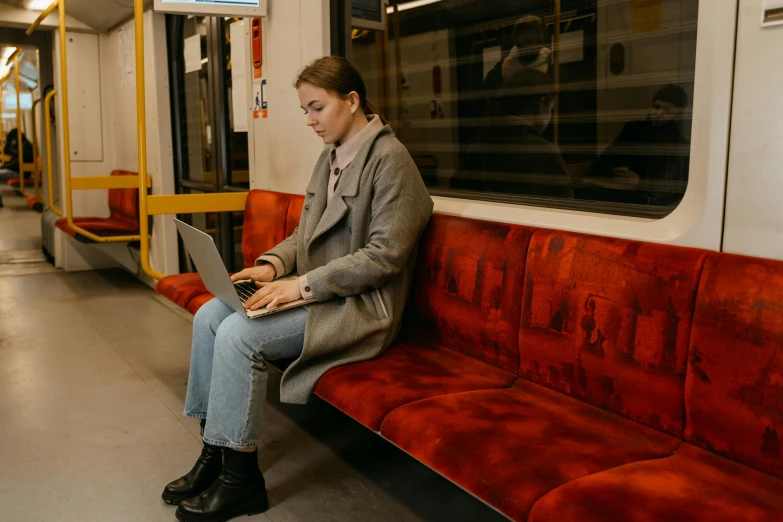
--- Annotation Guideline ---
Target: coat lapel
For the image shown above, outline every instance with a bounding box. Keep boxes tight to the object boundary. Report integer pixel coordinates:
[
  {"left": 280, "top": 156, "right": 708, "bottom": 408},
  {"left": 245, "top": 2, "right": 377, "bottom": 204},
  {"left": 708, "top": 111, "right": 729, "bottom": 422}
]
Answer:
[
  {"left": 308, "top": 126, "right": 391, "bottom": 246},
  {"left": 304, "top": 154, "right": 330, "bottom": 243}
]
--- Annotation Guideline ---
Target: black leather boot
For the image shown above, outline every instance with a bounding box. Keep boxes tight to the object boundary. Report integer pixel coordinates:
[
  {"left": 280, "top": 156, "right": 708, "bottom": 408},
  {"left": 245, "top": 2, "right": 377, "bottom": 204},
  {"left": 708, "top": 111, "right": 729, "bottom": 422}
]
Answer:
[
  {"left": 162, "top": 420, "right": 223, "bottom": 505},
  {"left": 175, "top": 448, "right": 268, "bottom": 522}
]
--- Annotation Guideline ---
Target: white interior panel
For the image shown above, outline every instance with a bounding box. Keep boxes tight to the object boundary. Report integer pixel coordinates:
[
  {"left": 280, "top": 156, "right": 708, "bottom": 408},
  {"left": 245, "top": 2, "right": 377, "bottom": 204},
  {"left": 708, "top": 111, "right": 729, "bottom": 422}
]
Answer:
[
  {"left": 65, "top": 32, "right": 104, "bottom": 162},
  {"left": 251, "top": 0, "right": 330, "bottom": 192},
  {"left": 723, "top": 0, "right": 783, "bottom": 260}
]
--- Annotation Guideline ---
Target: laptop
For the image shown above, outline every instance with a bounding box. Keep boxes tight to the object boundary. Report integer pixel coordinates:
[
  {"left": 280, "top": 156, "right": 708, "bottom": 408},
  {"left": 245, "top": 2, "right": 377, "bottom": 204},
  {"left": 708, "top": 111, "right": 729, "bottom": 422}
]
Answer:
[{"left": 174, "top": 219, "right": 314, "bottom": 319}]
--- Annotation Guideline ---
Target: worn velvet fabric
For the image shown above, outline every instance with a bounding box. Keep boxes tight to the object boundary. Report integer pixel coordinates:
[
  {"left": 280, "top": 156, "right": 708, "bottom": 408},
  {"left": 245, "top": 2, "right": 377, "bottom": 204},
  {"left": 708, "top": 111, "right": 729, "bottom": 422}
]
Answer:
[
  {"left": 55, "top": 170, "right": 139, "bottom": 237},
  {"left": 528, "top": 443, "right": 783, "bottom": 522},
  {"left": 685, "top": 253, "right": 783, "bottom": 479},
  {"left": 241, "top": 190, "right": 298, "bottom": 268},
  {"left": 314, "top": 340, "right": 516, "bottom": 431},
  {"left": 380, "top": 380, "right": 678, "bottom": 522},
  {"left": 155, "top": 273, "right": 210, "bottom": 310},
  {"left": 519, "top": 230, "right": 707, "bottom": 436},
  {"left": 286, "top": 195, "right": 304, "bottom": 237},
  {"left": 405, "top": 214, "right": 535, "bottom": 374},
  {"left": 186, "top": 293, "right": 215, "bottom": 315}
]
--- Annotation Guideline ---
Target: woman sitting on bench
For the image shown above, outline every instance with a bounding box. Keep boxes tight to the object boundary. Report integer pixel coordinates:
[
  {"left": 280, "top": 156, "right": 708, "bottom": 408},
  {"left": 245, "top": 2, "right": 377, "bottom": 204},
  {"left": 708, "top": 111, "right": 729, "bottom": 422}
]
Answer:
[{"left": 162, "top": 56, "right": 433, "bottom": 522}]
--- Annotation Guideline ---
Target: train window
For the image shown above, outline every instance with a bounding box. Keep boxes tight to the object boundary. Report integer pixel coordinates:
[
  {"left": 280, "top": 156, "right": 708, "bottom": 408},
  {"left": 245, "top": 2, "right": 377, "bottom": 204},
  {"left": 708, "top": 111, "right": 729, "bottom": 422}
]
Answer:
[{"left": 347, "top": 0, "right": 698, "bottom": 218}]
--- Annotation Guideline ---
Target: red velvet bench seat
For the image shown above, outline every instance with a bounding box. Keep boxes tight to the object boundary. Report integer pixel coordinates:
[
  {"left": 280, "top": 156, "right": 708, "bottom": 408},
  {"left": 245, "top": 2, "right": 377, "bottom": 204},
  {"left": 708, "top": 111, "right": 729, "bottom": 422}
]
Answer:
[{"left": 154, "top": 189, "right": 783, "bottom": 521}]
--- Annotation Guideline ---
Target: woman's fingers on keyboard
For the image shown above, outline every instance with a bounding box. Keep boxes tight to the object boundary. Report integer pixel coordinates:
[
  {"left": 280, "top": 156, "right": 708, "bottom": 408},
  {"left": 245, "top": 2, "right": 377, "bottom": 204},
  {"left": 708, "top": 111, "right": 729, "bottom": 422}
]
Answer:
[{"left": 244, "top": 285, "right": 272, "bottom": 310}]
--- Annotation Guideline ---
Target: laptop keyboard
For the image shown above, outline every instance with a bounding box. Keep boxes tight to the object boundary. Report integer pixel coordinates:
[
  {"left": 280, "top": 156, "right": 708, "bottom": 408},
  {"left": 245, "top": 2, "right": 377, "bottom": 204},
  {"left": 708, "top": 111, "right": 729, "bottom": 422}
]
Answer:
[{"left": 233, "top": 281, "right": 258, "bottom": 303}]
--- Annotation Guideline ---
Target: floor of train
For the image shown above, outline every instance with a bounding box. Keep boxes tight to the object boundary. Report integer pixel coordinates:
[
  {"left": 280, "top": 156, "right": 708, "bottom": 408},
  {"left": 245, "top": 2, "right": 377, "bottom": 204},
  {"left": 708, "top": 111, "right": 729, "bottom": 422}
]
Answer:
[{"left": 0, "top": 185, "right": 506, "bottom": 522}]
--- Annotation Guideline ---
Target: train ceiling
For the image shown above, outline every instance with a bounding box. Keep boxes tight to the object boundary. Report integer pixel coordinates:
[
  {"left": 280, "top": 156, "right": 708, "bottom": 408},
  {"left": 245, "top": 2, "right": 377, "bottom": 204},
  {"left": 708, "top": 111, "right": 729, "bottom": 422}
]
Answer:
[{"left": 0, "top": 0, "right": 148, "bottom": 33}]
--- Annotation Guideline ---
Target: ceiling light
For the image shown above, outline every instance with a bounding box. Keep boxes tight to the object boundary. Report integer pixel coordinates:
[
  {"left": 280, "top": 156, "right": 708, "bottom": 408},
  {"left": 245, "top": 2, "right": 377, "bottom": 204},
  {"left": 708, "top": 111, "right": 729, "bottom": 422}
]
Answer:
[
  {"left": 387, "top": 0, "right": 442, "bottom": 14},
  {"left": 22, "top": 0, "right": 56, "bottom": 11}
]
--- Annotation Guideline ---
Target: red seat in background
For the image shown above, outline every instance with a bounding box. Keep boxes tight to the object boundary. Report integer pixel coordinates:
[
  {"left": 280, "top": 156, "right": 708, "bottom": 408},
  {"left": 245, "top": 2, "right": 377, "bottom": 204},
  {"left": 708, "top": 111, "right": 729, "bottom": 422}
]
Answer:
[{"left": 55, "top": 170, "right": 139, "bottom": 238}]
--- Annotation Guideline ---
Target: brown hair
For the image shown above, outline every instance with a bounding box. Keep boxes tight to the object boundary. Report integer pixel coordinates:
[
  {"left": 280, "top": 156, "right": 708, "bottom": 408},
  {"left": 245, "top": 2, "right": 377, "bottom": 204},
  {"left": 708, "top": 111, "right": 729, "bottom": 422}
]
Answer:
[{"left": 294, "top": 56, "right": 387, "bottom": 124}]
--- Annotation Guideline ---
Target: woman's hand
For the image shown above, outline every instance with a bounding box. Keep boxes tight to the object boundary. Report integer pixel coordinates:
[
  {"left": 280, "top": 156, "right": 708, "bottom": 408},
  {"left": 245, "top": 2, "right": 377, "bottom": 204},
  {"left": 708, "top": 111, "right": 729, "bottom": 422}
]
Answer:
[
  {"left": 244, "top": 279, "right": 303, "bottom": 310},
  {"left": 230, "top": 264, "right": 276, "bottom": 284}
]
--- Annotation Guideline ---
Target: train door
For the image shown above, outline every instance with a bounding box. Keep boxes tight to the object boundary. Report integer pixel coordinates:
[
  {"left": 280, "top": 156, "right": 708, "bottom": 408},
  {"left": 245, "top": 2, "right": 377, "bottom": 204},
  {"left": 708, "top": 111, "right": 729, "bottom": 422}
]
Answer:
[{"left": 167, "top": 15, "right": 249, "bottom": 273}]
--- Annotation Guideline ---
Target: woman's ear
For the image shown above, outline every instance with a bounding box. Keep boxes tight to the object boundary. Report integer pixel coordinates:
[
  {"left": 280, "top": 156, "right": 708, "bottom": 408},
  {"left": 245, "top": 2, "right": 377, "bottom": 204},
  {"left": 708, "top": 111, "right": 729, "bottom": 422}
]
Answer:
[{"left": 348, "top": 91, "right": 360, "bottom": 114}]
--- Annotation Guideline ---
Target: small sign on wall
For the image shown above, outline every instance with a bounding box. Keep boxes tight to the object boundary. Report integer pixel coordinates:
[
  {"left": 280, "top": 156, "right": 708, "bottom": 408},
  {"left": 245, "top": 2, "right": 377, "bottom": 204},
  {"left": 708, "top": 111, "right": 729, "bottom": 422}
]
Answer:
[
  {"left": 763, "top": 0, "right": 783, "bottom": 27},
  {"left": 253, "top": 78, "right": 267, "bottom": 119}
]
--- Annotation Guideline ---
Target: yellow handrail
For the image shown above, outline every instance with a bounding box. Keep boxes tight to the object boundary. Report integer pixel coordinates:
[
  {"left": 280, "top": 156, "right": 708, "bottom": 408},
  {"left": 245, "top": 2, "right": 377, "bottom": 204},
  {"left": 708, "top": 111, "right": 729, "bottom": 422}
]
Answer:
[
  {"left": 59, "top": 0, "right": 142, "bottom": 243},
  {"left": 134, "top": 0, "right": 163, "bottom": 280},
  {"left": 146, "top": 192, "right": 248, "bottom": 216},
  {"left": 71, "top": 175, "right": 151, "bottom": 190},
  {"left": 26, "top": 0, "right": 59, "bottom": 36},
  {"left": 14, "top": 53, "right": 35, "bottom": 199},
  {"left": 43, "top": 89, "right": 61, "bottom": 215},
  {"left": 31, "top": 98, "right": 42, "bottom": 202}
]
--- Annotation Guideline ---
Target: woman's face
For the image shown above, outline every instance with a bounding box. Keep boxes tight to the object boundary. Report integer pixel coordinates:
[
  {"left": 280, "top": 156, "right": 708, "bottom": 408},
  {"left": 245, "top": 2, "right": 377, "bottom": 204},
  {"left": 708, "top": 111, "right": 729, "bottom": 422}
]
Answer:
[{"left": 298, "top": 83, "right": 358, "bottom": 145}]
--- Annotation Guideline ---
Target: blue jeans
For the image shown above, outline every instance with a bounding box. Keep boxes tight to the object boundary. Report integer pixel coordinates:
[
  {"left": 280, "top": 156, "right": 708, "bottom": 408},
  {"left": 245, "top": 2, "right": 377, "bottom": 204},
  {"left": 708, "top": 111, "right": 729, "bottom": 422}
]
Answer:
[{"left": 184, "top": 298, "right": 307, "bottom": 449}]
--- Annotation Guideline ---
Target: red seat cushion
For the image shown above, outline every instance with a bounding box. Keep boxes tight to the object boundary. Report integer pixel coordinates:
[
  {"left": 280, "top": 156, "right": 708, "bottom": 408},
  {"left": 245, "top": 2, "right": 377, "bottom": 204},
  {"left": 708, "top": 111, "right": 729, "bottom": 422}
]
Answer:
[
  {"left": 26, "top": 196, "right": 42, "bottom": 210},
  {"left": 528, "top": 443, "right": 783, "bottom": 522},
  {"left": 286, "top": 195, "right": 304, "bottom": 237},
  {"left": 186, "top": 293, "right": 215, "bottom": 315},
  {"left": 55, "top": 216, "right": 139, "bottom": 237},
  {"left": 107, "top": 170, "right": 139, "bottom": 223},
  {"left": 155, "top": 273, "right": 208, "bottom": 310},
  {"left": 685, "top": 253, "right": 783, "bottom": 479},
  {"left": 241, "top": 190, "right": 298, "bottom": 268},
  {"left": 314, "top": 341, "right": 517, "bottom": 431},
  {"left": 519, "top": 230, "right": 707, "bottom": 437},
  {"left": 404, "top": 214, "right": 535, "bottom": 374},
  {"left": 380, "top": 380, "right": 678, "bottom": 522},
  {"left": 54, "top": 171, "right": 140, "bottom": 237},
  {"left": 7, "top": 177, "right": 32, "bottom": 187}
]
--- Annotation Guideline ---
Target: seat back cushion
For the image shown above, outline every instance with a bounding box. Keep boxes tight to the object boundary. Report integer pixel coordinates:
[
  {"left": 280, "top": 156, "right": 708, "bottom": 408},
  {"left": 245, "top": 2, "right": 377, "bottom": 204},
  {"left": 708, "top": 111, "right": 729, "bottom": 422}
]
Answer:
[
  {"left": 685, "top": 252, "right": 783, "bottom": 479},
  {"left": 404, "top": 214, "right": 535, "bottom": 374},
  {"left": 286, "top": 195, "right": 305, "bottom": 237},
  {"left": 241, "top": 190, "right": 295, "bottom": 268},
  {"left": 107, "top": 170, "right": 139, "bottom": 223},
  {"left": 519, "top": 230, "right": 707, "bottom": 437}
]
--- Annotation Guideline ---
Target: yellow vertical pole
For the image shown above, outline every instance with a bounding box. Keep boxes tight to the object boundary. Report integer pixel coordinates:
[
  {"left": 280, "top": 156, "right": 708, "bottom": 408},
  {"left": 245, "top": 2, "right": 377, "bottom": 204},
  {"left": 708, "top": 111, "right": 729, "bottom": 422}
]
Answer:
[
  {"left": 31, "top": 98, "right": 41, "bottom": 200},
  {"left": 15, "top": 55, "right": 24, "bottom": 192},
  {"left": 44, "top": 89, "right": 60, "bottom": 215},
  {"left": 135, "top": 0, "right": 162, "bottom": 280},
  {"left": 58, "top": 0, "right": 77, "bottom": 231},
  {"left": 553, "top": 0, "right": 561, "bottom": 145}
]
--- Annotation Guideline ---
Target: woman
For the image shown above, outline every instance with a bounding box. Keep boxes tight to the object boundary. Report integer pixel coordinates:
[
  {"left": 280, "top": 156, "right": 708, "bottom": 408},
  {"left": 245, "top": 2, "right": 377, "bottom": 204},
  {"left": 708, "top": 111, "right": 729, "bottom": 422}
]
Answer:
[{"left": 163, "top": 56, "right": 433, "bottom": 522}]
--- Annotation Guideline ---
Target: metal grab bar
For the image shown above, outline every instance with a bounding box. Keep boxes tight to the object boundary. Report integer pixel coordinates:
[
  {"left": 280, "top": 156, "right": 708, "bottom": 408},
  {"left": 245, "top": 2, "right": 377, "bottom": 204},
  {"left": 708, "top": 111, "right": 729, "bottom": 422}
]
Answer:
[
  {"left": 26, "top": 0, "right": 59, "bottom": 36},
  {"left": 58, "top": 0, "right": 143, "bottom": 244},
  {"left": 146, "top": 192, "right": 248, "bottom": 216},
  {"left": 43, "top": 89, "right": 61, "bottom": 215},
  {"left": 31, "top": 98, "right": 42, "bottom": 203},
  {"left": 13, "top": 52, "right": 36, "bottom": 199},
  {"left": 133, "top": 0, "right": 163, "bottom": 279}
]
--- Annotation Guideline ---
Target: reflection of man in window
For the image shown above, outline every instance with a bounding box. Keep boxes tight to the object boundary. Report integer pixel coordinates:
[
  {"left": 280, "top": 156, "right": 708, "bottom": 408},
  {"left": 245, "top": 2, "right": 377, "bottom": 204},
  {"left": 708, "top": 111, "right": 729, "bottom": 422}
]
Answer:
[
  {"left": 453, "top": 69, "right": 573, "bottom": 199},
  {"left": 485, "top": 15, "right": 551, "bottom": 93},
  {"left": 585, "top": 85, "right": 690, "bottom": 206}
]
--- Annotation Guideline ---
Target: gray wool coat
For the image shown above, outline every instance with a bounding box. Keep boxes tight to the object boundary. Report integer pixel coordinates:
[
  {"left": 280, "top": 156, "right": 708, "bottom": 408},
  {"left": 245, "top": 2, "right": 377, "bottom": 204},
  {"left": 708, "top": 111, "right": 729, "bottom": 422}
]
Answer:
[{"left": 263, "top": 126, "right": 434, "bottom": 404}]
